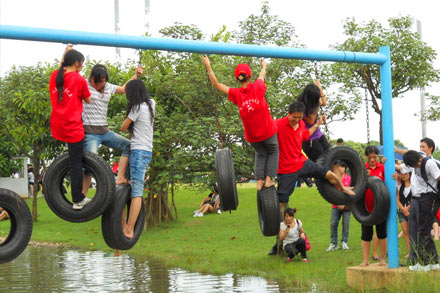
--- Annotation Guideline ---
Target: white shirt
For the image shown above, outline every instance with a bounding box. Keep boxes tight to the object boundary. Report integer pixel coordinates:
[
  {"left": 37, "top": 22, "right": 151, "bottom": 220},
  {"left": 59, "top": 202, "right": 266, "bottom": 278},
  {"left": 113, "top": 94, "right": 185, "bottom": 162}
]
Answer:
[
  {"left": 128, "top": 100, "right": 155, "bottom": 151},
  {"left": 410, "top": 159, "right": 440, "bottom": 197},
  {"left": 82, "top": 81, "right": 117, "bottom": 126},
  {"left": 280, "top": 219, "right": 302, "bottom": 248}
]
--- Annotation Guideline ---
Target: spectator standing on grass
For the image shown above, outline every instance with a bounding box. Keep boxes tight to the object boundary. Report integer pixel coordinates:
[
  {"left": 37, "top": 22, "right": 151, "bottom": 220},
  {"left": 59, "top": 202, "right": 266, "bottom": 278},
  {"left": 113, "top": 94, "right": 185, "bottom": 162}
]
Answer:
[{"left": 326, "top": 160, "right": 351, "bottom": 251}]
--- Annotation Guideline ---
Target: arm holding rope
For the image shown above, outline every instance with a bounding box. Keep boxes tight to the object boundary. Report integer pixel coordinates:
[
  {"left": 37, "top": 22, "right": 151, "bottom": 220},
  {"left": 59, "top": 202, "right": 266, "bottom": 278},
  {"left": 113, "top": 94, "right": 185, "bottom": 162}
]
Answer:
[
  {"left": 116, "top": 66, "right": 144, "bottom": 94},
  {"left": 258, "top": 59, "right": 267, "bottom": 81},
  {"left": 314, "top": 79, "right": 327, "bottom": 106},
  {"left": 202, "top": 55, "right": 229, "bottom": 94}
]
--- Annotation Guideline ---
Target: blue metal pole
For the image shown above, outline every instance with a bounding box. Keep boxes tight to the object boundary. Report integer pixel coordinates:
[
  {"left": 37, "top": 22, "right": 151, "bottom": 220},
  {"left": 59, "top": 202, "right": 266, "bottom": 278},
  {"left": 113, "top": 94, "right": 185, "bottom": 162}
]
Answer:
[
  {"left": 380, "top": 46, "right": 398, "bottom": 268},
  {"left": 0, "top": 25, "right": 387, "bottom": 65}
]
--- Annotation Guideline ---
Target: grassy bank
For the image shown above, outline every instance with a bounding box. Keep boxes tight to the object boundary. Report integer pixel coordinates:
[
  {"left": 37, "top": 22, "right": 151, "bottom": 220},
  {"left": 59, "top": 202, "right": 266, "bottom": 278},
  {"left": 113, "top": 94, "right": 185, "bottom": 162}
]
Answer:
[{"left": 2, "top": 183, "right": 440, "bottom": 291}]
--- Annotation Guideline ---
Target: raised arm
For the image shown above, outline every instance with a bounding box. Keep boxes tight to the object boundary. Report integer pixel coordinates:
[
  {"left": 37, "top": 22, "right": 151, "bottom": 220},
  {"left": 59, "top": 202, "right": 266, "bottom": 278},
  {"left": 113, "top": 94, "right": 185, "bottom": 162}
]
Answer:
[
  {"left": 201, "top": 55, "right": 229, "bottom": 95},
  {"left": 60, "top": 44, "right": 73, "bottom": 67},
  {"left": 258, "top": 59, "right": 267, "bottom": 81},
  {"left": 116, "top": 66, "right": 144, "bottom": 94},
  {"left": 314, "top": 79, "right": 327, "bottom": 106}
]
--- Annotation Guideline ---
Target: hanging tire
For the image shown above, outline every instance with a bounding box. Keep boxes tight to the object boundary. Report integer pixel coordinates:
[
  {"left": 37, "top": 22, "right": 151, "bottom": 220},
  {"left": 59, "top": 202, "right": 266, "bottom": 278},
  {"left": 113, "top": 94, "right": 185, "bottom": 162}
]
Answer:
[
  {"left": 315, "top": 146, "right": 367, "bottom": 205},
  {"left": 215, "top": 148, "right": 238, "bottom": 211},
  {"left": 350, "top": 176, "right": 390, "bottom": 226},
  {"left": 257, "top": 186, "right": 280, "bottom": 236},
  {"left": 43, "top": 152, "right": 115, "bottom": 223},
  {"left": 0, "top": 188, "right": 33, "bottom": 264},
  {"left": 101, "top": 184, "right": 145, "bottom": 250}
]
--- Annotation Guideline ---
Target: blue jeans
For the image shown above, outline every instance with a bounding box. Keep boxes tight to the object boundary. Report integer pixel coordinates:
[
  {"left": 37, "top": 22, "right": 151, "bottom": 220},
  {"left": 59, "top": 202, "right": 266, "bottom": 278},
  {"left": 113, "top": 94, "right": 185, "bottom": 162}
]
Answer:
[
  {"left": 130, "top": 150, "right": 152, "bottom": 198},
  {"left": 84, "top": 131, "right": 130, "bottom": 157},
  {"left": 330, "top": 207, "right": 351, "bottom": 244}
]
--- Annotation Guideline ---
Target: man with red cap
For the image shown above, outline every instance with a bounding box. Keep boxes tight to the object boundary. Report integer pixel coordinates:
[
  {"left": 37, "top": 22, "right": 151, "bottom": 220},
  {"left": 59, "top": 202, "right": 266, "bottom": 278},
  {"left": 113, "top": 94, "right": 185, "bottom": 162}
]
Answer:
[{"left": 202, "top": 55, "right": 278, "bottom": 191}]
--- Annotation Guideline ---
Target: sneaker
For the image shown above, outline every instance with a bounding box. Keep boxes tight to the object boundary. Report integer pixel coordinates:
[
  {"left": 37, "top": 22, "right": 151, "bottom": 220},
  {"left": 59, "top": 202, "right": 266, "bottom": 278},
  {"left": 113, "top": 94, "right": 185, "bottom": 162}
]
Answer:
[
  {"left": 286, "top": 257, "right": 293, "bottom": 263},
  {"left": 342, "top": 242, "right": 349, "bottom": 250},
  {"left": 217, "top": 209, "right": 222, "bottom": 214},
  {"left": 268, "top": 244, "right": 278, "bottom": 256},
  {"left": 430, "top": 263, "right": 440, "bottom": 271},
  {"left": 197, "top": 212, "right": 204, "bottom": 217},
  {"left": 303, "top": 258, "right": 309, "bottom": 263},
  {"left": 72, "top": 197, "right": 92, "bottom": 210},
  {"left": 409, "top": 263, "right": 431, "bottom": 272},
  {"left": 326, "top": 243, "right": 339, "bottom": 251}
]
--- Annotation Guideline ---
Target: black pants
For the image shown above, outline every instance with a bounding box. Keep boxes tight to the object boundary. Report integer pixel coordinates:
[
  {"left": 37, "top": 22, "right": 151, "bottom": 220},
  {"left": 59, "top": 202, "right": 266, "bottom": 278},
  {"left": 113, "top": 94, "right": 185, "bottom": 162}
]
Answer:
[
  {"left": 68, "top": 139, "right": 85, "bottom": 203},
  {"left": 302, "top": 135, "right": 330, "bottom": 162},
  {"left": 408, "top": 198, "right": 420, "bottom": 265},
  {"left": 284, "top": 238, "right": 307, "bottom": 259},
  {"left": 361, "top": 220, "right": 387, "bottom": 241},
  {"left": 417, "top": 193, "right": 438, "bottom": 265}
]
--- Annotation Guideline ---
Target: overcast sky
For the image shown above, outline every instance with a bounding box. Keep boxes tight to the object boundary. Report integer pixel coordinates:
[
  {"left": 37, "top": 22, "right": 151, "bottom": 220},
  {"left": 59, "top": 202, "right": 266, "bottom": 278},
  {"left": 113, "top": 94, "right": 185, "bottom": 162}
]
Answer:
[{"left": 1, "top": 0, "right": 439, "bottom": 150}]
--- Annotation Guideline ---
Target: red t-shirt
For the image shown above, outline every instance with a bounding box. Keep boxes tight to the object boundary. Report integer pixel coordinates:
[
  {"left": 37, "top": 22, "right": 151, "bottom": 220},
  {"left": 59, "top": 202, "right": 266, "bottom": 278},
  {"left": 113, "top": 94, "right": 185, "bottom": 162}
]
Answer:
[
  {"left": 365, "top": 162, "right": 385, "bottom": 213},
  {"left": 228, "top": 79, "right": 277, "bottom": 143},
  {"left": 276, "top": 117, "right": 310, "bottom": 174},
  {"left": 49, "top": 70, "right": 90, "bottom": 143},
  {"left": 332, "top": 174, "right": 351, "bottom": 208}
]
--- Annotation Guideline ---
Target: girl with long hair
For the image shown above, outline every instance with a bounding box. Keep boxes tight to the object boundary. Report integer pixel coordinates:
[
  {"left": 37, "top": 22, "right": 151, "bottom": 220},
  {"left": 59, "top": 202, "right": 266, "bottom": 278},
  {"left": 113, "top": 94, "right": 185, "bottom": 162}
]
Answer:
[
  {"left": 49, "top": 45, "right": 92, "bottom": 209},
  {"left": 121, "top": 79, "right": 155, "bottom": 239}
]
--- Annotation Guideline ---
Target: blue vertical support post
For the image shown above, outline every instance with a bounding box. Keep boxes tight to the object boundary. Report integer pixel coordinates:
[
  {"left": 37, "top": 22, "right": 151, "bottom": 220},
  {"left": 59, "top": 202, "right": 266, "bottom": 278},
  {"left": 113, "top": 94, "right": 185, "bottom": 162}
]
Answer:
[{"left": 380, "top": 46, "right": 398, "bottom": 268}]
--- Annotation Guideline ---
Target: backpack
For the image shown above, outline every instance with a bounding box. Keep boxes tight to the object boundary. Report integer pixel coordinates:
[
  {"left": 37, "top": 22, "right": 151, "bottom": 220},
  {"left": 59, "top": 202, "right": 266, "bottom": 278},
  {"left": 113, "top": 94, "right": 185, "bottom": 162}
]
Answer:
[{"left": 420, "top": 157, "right": 440, "bottom": 195}]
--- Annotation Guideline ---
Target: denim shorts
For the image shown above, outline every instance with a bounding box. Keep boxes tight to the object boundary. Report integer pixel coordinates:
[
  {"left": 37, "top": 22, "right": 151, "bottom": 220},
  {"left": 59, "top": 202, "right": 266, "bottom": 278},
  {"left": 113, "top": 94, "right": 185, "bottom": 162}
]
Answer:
[
  {"left": 398, "top": 209, "right": 409, "bottom": 223},
  {"left": 84, "top": 131, "right": 130, "bottom": 157},
  {"left": 130, "top": 150, "right": 152, "bottom": 198}
]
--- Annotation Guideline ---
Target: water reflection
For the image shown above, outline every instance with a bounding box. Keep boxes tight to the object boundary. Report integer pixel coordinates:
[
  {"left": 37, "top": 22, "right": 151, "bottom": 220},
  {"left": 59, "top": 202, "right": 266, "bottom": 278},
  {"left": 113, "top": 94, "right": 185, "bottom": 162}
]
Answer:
[{"left": 0, "top": 246, "right": 285, "bottom": 292}]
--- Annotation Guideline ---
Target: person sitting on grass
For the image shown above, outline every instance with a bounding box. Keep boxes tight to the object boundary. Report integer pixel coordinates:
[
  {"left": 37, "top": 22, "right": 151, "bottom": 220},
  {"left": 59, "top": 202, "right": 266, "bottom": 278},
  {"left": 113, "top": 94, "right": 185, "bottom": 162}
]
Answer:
[
  {"left": 0, "top": 207, "right": 9, "bottom": 221},
  {"left": 194, "top": 185, "right": 221, "bottom": 217},
  {"left": 202, "top": 55, "right": 278, "bottom": 191},
  {"left": 279, "top": 207, "right": 308, "bottom": 263}
]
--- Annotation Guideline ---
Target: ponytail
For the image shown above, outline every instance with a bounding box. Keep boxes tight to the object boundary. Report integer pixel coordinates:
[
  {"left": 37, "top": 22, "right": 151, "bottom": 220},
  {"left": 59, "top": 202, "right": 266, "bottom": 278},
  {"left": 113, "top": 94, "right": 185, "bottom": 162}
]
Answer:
[{"left": 55, "top": 49, "right": 85, "bottom": 103}]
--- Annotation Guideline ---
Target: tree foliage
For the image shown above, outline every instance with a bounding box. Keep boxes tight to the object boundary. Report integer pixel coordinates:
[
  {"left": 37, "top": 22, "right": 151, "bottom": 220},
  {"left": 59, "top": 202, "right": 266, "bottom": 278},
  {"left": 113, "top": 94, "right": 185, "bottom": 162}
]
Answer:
[{"left": 331, "top": 16, "right": 440, "bottom": 143}]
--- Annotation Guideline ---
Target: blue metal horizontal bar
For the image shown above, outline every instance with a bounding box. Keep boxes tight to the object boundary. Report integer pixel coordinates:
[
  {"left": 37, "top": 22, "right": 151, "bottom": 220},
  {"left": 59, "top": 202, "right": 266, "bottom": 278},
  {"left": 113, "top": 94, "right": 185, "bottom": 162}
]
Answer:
[{"left": 0, "top": 25, "right": 387, "bottom": 65}]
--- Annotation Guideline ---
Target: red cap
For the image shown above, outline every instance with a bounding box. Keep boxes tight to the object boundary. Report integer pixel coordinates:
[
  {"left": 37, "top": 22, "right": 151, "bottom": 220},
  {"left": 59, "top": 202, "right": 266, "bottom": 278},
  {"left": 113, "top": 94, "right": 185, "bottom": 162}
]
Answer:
[{"left": 234, "top": 63, "right": 252, "bottom": 80}]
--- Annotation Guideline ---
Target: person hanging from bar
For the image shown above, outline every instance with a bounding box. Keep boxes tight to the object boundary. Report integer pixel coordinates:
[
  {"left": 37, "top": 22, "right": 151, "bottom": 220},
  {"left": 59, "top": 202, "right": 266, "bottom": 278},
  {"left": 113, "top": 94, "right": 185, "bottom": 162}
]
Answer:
[
  {"left": 202, "top": 56, "right": 278, "bottom": 191},
  {"left": 49, "top": 45, "right": 92, "bottom": 210},
  {"left": 297, "top": 80, "right": 329, "bottom": 162}
]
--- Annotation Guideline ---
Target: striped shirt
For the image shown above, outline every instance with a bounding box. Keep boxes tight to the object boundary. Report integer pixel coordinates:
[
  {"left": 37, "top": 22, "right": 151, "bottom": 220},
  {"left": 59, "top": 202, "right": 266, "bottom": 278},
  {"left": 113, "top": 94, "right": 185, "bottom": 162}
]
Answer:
[{"left": 82, "top": 81, "right": 117, "bottom": 127}]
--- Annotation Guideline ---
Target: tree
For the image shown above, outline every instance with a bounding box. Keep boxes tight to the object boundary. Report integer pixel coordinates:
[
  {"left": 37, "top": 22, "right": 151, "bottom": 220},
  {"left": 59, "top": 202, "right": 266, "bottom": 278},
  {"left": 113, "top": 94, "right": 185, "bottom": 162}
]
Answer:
[
  {"left": 0, "top": 62, "right": 62, "bottom": 221},
  {"left": 331, "top": 16, "right": 440, "bottom": 144}
]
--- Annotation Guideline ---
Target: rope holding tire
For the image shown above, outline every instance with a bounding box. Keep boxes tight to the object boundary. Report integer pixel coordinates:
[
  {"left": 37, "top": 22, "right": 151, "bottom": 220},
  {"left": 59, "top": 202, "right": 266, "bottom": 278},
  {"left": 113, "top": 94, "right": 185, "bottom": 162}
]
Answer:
[
  {"left": 215, "top": 148, "right": 238, "bottom": 211},
  {"left": 316, "top": 146, "right": 367, "bottom": 205},
  {"left": 43, "top": 152, "right": 115, "bottom": 223},
  {"left": 257, "top": 186, "right": 280, "bottom": 236},
  {"left": 0, "top": 188, "right": 33, "bottom": 264},
  {"left": 101, "top": 184, "right": 145, "bottom": 250},
  {"left": 350, "top": 176, "right": 390, "bottom": 226}
]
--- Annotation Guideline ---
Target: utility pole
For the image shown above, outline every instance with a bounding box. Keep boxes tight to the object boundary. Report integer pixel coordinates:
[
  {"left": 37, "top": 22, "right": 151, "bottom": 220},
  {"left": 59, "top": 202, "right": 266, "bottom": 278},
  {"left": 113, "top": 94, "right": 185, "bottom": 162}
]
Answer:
[
  {"left": 417, "top": 20, "right": 427, "bottom": 138},
  {"left": 144, "top": 0, "right": 150, "bottom": 34},
  {"left": 114, "top": 0, "right": 120, "bottom": 60}
]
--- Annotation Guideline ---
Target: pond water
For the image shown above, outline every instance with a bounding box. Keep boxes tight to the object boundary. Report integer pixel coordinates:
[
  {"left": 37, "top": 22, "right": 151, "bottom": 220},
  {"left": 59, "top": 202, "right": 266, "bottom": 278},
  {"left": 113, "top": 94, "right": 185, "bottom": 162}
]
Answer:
[{"left": 0, "top": 246, "right": 289, "bottom": 292}]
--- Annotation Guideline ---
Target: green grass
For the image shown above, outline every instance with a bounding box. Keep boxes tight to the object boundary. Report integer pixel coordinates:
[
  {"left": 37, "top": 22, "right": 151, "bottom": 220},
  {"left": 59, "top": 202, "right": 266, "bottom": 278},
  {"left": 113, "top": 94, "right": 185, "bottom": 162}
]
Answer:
[{"left": 2, "top": 184, "right": 440, "bottom": 291}]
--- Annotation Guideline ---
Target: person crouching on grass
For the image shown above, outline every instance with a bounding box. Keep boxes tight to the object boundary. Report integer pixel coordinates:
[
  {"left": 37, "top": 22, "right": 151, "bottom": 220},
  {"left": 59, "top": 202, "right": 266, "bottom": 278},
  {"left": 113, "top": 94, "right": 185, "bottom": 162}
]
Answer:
[
  {"left": 202, "top": 55, "right": 278, "bottom": 191},
  {"left": 279, "top": 208, "right": 308, "bottom": 263}
]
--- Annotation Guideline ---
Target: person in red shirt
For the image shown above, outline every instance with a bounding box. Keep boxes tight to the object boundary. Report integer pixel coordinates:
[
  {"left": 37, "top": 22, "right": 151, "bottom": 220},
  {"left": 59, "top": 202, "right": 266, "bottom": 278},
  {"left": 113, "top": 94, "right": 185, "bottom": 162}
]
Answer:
[
  {"left": 202, "top": 56, "right": 278, "bottom": 191},
  {"left": 49, "top": 45, "right": 92, "bottom": 209},
  {"left": 268, "top": 101, "right": 354, "bottom": 256},
  {"left": 276, "top": 101, "right": 354, "bottom": 209},
  {"left": 360, "top": 145, "right": 387, "bottom": 267}
]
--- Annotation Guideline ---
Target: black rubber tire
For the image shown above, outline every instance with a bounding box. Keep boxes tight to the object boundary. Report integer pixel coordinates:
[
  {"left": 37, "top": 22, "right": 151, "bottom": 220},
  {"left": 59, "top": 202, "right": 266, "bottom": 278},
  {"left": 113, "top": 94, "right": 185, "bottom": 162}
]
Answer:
[
  {"left": 215, "top": 148, "right": 238, "bottom": 211},
  {"left": 101, "top": 184, "right": 145, "bottom": 250},
  {"left": 0, "top": 188, "right": 33, "bottom": 264},
  {"left": 315, "top": 146, "right": 367, "bottom": 205},
  {"left": 43, "top": 152, "right": 115, "bottom": 223},
  {"left": 257, "top": 186, "right": 280, "bottom": 236},
  {"left": 350, "top": 176, "right": 390, "bottom": 226}
]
